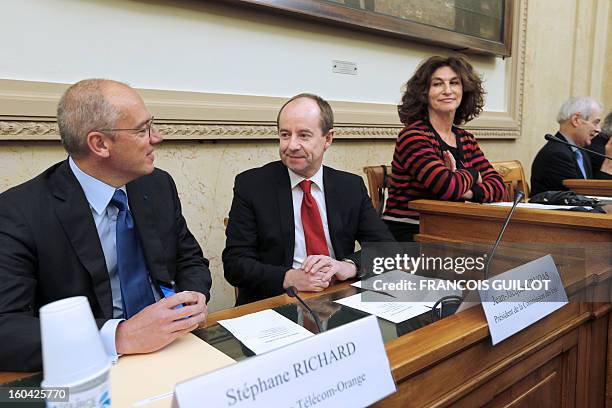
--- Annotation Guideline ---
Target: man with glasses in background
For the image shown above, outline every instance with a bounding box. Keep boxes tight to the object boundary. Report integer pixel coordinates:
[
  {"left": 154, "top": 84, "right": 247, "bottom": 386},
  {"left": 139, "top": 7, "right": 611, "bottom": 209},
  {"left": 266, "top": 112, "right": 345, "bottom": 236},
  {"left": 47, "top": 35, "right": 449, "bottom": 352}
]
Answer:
[
  {"left": 531, "top": 97, "right": 611, "bottom": 195},
  {"left": 0, "top": 79, "right": 212, "bottom": 371}
]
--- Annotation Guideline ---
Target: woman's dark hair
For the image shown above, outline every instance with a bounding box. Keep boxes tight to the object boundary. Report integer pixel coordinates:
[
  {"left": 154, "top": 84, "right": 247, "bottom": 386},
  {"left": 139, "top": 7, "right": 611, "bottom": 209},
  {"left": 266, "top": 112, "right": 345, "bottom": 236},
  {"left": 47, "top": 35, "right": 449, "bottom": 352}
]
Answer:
[{"left": 397, "top": 55, "right": 485, "bottom": 126}]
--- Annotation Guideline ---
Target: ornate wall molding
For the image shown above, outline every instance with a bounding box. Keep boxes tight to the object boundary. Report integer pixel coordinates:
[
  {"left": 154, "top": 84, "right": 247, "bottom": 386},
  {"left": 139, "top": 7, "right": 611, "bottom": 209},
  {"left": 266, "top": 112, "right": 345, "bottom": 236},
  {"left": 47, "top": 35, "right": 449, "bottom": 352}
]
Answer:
[
  {"left": 514, "top": 0, "right": 527, "bottom": 138},
  {"left": 0, "top": 121, "right": 58, "bottom": 140},
  {"left": 0, "top": 121, "right": 519, "bottom": 141}
]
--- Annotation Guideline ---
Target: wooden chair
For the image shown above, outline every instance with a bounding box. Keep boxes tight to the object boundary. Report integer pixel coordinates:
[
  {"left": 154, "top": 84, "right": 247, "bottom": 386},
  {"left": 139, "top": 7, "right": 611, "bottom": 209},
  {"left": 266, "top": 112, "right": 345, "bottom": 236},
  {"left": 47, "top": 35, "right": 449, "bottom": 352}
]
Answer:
[
  {"left": 363, "top": 161, "right": 529, "bottom": 206},
  {"left": 491, "top": 160, "right": 529, "bottom": 202},
  {"left": 363, "top": 165, "right": 391, "bottom": 215}
]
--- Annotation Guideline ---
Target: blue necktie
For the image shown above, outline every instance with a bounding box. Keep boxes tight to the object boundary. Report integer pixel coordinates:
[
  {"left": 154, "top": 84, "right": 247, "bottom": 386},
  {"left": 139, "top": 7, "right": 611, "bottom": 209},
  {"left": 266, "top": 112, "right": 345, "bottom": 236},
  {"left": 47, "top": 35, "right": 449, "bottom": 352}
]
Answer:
[
  {"left": 111, "top": 189, "right": 155, "bottom": 318},
  {"left": 574, "top": 149, "right": 587, "bottom": 179}
]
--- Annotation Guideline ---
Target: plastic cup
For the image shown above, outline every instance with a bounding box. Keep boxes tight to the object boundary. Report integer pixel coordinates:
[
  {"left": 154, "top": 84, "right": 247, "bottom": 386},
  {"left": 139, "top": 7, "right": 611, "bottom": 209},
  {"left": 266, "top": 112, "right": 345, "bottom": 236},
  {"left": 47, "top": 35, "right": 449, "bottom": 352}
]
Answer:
[{"left": 39, "top": 296, "right": 111, "bottom": 407}]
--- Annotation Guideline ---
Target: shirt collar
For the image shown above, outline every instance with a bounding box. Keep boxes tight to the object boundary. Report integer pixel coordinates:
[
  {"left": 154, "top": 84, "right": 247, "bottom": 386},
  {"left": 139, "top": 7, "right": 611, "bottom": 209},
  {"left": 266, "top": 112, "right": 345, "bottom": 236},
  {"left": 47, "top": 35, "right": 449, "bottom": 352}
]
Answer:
[
  {"left": 69, "top": 156, "right": 126, "bottom": 215},
  {"left": 288, "top": 165, "right": 324, "bottom": 192},
  {"left": 558, "top": 132, "right": 579, "bottom": 152}
]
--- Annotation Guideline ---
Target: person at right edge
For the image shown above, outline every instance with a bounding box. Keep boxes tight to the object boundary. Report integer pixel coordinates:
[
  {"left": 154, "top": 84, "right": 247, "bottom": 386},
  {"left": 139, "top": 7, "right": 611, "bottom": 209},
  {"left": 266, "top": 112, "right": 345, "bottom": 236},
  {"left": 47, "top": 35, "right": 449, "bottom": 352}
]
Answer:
[
  {"left": 531, "top": 97, "right": 612, "bottom": 196},
  {"left": 587, "top": 111, "right": 612, "bottom": 181},
  {"left": 383, "top": 56, "right": 506, "bottom": 242}
]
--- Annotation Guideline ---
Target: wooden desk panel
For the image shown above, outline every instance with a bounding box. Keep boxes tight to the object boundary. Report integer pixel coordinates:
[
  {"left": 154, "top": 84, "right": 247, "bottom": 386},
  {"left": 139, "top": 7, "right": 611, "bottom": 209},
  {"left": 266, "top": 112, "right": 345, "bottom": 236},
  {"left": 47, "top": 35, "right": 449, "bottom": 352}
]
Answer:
[
  {"left": 563, "top": 179, "right": 612, "bottom": 196},
  {"left": 401, "top": 198, "right": 610, "bottom": 406},
  {"left": 409, "top": 200, "right": 612, "bottom": 244},
  {"left": 0, "top": 371, "right": 29, "bottom": 384},
  {"left": 608, "top": 316, "right": 612, "bottom": 407}
]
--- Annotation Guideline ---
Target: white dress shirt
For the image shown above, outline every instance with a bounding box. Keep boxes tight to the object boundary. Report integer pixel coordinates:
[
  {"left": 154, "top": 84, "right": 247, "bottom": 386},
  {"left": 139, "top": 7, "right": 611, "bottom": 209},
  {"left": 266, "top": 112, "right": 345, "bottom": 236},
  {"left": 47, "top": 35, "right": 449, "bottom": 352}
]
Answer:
[
  {"left": 69, "top": 157, "right": 160, "bottom": 362},
  {"left": 288, "top": 166, "right": 336, "bottom": 269}
]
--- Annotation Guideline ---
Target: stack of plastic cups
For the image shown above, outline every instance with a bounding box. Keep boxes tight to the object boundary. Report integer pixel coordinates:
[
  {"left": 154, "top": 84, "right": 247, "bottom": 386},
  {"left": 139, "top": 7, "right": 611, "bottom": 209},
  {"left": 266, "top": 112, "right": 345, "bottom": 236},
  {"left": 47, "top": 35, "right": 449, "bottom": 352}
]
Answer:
[{"left": 40, "top": 296, "right": 111, "bottom": 407}]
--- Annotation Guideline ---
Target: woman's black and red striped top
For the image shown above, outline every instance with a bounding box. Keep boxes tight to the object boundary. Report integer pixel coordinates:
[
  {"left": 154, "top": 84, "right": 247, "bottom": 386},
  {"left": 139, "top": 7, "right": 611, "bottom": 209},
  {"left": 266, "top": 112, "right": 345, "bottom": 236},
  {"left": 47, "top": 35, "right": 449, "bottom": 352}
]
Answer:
[{"left": 384, "top": 119, "right": 505, "bottom": 219}]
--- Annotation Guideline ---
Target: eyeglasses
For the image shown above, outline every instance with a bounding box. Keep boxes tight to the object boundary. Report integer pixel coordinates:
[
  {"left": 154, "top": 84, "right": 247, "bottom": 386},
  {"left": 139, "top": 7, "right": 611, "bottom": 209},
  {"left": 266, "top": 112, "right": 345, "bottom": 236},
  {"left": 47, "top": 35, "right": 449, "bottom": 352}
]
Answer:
[{"left": 98, "top": 117, "right": 156, "bottom": 138}]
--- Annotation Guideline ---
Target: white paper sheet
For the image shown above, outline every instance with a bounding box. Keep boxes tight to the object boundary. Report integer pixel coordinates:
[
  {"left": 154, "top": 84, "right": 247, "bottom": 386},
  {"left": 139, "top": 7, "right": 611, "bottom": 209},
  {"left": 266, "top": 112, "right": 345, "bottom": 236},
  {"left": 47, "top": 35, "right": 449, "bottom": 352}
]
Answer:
[
  {"left": 334, "top": 291, "right": 431, "bottom": 324},
  {"left": 487, "top": 202, "right": 592, "bottom": 210},
  {"left": 218, "top": 309, "right": 314, "bottom": 355}
]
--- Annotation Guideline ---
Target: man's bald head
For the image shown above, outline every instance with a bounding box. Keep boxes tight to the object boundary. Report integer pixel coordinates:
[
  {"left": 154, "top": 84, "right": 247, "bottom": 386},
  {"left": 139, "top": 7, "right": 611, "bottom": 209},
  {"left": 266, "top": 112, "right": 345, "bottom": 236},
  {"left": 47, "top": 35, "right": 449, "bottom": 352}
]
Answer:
[{"left": 57, "top": 79, "right": 130, "bottom": 158}]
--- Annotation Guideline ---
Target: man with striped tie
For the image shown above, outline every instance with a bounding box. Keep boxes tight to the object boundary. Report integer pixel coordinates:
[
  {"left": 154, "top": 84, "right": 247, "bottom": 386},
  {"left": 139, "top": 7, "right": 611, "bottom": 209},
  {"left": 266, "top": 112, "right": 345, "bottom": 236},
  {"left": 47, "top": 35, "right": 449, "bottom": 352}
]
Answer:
[
  {"left": 531, "top": 97, "right": 610, "bottom": 195},
  {"left": 223, "top": 93, "right": 393, "bottom": 305}
]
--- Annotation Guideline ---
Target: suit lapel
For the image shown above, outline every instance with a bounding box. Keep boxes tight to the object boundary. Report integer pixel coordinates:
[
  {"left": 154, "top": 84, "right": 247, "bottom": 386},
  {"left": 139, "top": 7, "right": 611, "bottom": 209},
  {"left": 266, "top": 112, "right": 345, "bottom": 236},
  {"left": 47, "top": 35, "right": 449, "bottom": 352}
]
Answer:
[
  {"left": 127, "top": 180, "right": 172, "bottom": 284},
  {"left": 323, "top": 166, "right": 342, "bottom": 256},
  {"left": 50, "top": 161, "right": 113, "bottom": 318},
  {"left": 557, "top": 133, "right": 586, "bottom": 178},
  {"left": 275, "top": 163, "right": 295, "bottom": 266}
]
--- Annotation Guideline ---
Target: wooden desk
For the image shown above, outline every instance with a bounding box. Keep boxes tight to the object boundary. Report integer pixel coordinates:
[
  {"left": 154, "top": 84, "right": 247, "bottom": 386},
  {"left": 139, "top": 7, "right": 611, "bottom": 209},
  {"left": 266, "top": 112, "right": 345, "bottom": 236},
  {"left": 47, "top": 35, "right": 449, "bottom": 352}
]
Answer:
[
  {"left": 563, "top": 179, "right": 612, "bottom": 196},
  {"left": 206, "top": 286, "right": 610, "bottom": 408},
  {"left": 0, "top": 285, "right": 354, "bottom": 386},
  {"left": 0, "top": 371, "right": 27, "bottom": 384},
  {"left": 405, "top": 199, "right": 611, "bottom": 406},
  {"left": 2, "top": 271, "right": 610, "bottom": 407},
  {"left": 409, "top": 199, "right": 612, "bottom": 244}
]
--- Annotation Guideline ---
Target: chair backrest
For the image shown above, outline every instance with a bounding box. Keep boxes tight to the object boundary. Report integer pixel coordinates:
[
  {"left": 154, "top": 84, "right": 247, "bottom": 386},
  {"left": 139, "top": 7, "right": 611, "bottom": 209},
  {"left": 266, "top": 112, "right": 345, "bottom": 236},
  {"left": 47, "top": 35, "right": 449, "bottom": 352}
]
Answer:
[
  {"left": 363, "top": 165, "right": 390, "bottom": 214},
  {"left": 491, "top": 160, "right": 529, "bottom": 202}
]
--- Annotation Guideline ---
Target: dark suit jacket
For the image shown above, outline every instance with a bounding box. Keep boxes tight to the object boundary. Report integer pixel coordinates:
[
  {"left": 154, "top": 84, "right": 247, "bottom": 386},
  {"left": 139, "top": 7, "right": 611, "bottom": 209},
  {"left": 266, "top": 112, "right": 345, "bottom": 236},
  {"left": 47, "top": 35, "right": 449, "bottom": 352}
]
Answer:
[
  {"left": 531, "top": 132, "right": 594, "bottom": 195},
  {"left": 588, "top": 134, "right": 612, "bottom": 180},
  {"left": 222, "top": 161, "right": 394, "bottom": 305},
  {"left": 0, "top": 160, "right": 212, "bottom": 371}
]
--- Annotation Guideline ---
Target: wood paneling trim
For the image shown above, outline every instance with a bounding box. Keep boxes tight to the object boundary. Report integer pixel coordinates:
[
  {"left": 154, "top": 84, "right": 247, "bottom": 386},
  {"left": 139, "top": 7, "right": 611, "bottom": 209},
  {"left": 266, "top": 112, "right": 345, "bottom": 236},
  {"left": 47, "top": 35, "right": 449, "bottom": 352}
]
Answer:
[
  {"left": 0, "top": 371, "right": 35, "bottom": 384},
  {"left": 449, "top": 344, "right": 571, "bottom": 407},
  {"left": 607, "top": 316, "right": 612, "bottom": 406},
  {"left": 425, "top": 321, "right": 582, "bottom": 407},
  {"left": 562, "top": 179, "right": 612, "bottom": 196},
  {"left": 593, "top": 303, "right": 612, "bottom": 319},
  {"left": 374, "top": 302, "right": 588, "bottom": 407},
  {"left": 410, "top": 200, "right": 612, "bottom": 230}
]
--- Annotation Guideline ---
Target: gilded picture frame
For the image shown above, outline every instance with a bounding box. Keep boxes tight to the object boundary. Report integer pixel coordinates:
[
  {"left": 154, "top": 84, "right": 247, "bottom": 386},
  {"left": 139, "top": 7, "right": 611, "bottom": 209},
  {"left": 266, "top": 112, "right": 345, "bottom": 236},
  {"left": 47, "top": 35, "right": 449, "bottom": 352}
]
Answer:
[{"left": 222, "top": 0, "right": 513, "bottom": 57}]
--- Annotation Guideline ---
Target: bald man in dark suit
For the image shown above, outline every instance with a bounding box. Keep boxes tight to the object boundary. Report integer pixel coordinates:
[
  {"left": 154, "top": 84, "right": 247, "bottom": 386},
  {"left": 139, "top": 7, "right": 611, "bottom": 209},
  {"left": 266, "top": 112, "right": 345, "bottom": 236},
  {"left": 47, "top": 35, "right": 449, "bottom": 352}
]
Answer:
[{"left": 0, "top": 79, "right": 211, "bottom": 371}]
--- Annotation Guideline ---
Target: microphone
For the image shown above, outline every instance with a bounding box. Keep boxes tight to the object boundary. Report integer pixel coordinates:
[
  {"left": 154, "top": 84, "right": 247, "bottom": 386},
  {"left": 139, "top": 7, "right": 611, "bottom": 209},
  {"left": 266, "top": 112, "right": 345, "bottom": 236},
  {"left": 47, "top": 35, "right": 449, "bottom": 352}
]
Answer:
[
  {"left": 545, "top": 134, "right": 611, "bottom": 160},
  {"left": 484, "top": 190, "right": 524, "bottom": 279},
  {"left": 285, "top": 286, "right": 323, "bottom": 333}
]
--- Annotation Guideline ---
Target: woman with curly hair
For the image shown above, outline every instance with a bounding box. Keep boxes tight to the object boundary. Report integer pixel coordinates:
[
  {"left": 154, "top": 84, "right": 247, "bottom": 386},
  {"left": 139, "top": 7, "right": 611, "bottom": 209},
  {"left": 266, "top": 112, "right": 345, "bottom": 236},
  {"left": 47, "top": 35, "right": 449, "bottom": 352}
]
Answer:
[{"left": 383, "top": 55, "right": 506, "bottom": 241}]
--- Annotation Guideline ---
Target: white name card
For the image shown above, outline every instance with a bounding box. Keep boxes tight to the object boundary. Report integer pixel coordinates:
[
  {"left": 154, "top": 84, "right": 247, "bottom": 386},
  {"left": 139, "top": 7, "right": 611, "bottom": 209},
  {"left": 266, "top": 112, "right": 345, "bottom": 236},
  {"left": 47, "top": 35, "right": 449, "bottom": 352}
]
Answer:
[
  {"left": 479, "top": 255, "right": 568, "bottom": 345},
  {"left": 172, "top": 315, "right": 396, "bottom": 408}
]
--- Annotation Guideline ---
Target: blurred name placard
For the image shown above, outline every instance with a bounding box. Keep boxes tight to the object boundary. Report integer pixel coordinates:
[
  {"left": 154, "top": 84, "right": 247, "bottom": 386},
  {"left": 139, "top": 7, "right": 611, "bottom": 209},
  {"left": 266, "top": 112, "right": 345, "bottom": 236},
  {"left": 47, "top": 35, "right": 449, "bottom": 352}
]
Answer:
[{"left": 479, "top": 255, "right": 568, "bottom": 345}]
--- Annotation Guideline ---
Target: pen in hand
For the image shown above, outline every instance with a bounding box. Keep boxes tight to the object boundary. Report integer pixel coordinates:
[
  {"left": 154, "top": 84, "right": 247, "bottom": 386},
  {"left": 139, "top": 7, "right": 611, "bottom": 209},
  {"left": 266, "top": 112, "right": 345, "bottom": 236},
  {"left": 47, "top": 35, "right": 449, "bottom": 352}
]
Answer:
[{"left": 159, "top": 280, "right": 185, "bottom": 310}]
